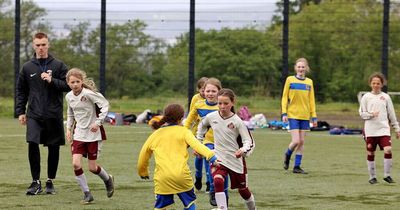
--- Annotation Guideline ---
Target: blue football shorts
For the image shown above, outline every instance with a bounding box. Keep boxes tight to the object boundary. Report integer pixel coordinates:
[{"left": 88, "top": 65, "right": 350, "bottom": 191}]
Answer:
[
  {"left": 288, "top": 119, "right": 310, "bottom": 130},
  {"left": 155, "top": 188, "right": 196, "bottom": 210}
]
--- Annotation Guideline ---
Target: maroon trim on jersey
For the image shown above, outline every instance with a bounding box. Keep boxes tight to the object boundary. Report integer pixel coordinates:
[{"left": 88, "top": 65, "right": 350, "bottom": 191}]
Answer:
[
  {"left": 242, "top": 156, "right": 247, "bottom": 174},
  {"left": 218, "top": 111, "right": 235, "bottom": 120},
  {"left": 96, "top": 104, "right": 107, "bottom": 140},
  {"left": 236, "top": 128, "right": 255, "bottom": 155}
]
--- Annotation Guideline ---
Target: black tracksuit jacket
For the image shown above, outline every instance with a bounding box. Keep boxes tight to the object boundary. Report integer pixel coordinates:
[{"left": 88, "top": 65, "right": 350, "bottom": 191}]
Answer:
[{"left": 16, "top": 54, "right": 70, "bottom": 120}]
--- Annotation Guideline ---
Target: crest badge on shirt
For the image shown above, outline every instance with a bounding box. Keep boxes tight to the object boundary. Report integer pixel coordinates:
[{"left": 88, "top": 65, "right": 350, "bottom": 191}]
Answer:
[
  {"left": 380, "top": 96, "right": 385, "bottom": 101},
  {"left": 227, "top": 122, "right": 235, "bottom": 129},
  {"left": 80, "top": 96, "right": 87, "bottom": 102}
]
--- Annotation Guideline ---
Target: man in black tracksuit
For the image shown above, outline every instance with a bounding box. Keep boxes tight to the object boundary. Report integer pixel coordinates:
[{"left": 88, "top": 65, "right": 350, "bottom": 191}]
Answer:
[{"left": 16, "top": 32, "right": 70, "bottom": 195}]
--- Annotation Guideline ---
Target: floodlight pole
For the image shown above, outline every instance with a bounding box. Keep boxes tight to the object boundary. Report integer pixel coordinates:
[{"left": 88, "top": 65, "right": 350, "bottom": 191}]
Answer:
[
  {"left": 281, "top": 0, "right": 289, "bottom": 88},
  {"left": 188, "top": 0, "right": 195, "bottom": 112},
  {"left": 100, "top": 0, "right": 106, "bottom": 96},
  {"left": 14, "top": 0, "right": 21, "bottom": 118},
  {"left": 381, "top": 0, "right": 389, "bottom": 93}
]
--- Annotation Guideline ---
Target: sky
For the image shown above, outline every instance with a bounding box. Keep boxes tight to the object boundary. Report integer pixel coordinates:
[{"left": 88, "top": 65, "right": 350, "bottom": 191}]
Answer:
[{"left": 26, "top": 0, "right": 279, "bottom": 43}]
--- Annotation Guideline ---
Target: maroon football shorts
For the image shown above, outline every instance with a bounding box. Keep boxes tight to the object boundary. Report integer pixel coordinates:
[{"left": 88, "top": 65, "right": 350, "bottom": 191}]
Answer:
[
  {"left": 366, "top": 136, "right": 391, "bottom": 151},
  {"left": 211, "top": 163, "right": 248, "bottom": 189},
  {"left": 71, "top": 140, "right": 100, "bottom": 160}
]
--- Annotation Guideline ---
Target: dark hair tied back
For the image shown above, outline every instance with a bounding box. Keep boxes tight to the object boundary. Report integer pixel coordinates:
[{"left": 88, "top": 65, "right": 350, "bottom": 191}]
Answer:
[{"left": 151, "top": 104, "right": 184, "bottom": 130}]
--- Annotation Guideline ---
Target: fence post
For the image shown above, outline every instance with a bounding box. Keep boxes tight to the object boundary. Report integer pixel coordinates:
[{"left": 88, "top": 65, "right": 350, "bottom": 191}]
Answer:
[
  {"left": 382, "top": 0, "right": 389, "bottom": 92},
  {"left": 188, "top": 0, "right": 195, "bottom": 112},
  {"left": 14, "top": 0, "right": 21, "bottom": 118}
]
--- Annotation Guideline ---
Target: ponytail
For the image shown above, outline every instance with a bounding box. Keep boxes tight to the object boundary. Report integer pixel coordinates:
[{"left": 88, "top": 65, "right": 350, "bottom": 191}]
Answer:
[{"left": 151, "top": 104, "right": 184, "bottom": 130}]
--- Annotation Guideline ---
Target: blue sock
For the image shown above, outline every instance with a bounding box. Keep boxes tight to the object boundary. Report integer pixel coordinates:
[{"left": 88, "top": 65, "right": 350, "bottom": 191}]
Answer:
[
  {"left": 185, "top": 203, "right": 196, "bottom": 210},
  {"left": 224, "top": 176, "right": 229, "bottom": 198},
  {"left": 294, "top": 154, "right": 302, "bottom": 167},
  {"left": 194, "top": 156, "right": 203, "bottom": 178},
  {"left": 205, "top": 160, "right": 214, "bottom": 192},
  {"left": 286, "top": 148, "right": 293, "bottom": 157}
]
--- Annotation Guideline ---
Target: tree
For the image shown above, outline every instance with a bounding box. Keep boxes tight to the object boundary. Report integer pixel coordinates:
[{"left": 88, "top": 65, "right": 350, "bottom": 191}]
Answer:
[
  {"left": 270, "top": 0, "right": 400, "bottom": 102},
  {"left": 272, "top": 0, "right": 322, "bottom": 24},
  {"left": 0, "top": 0, "right": 13, "bottom": 96},
  {"left": 51, "top": 22, "right": 97, "bottom": 75},
  {"left": 85, "top": 20, "right": 167, "bottom": 98},
  {"left": 163, "top": 28, "right": 281, "bottom": 96},
  {"left": 20, "top": 0, "right": 51, "bottom": 61}
]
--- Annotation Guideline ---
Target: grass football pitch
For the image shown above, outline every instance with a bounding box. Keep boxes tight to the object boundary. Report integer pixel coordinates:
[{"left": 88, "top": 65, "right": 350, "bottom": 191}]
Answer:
[{"left": 1, "top": 118, "right": 400, "bottom": 210}]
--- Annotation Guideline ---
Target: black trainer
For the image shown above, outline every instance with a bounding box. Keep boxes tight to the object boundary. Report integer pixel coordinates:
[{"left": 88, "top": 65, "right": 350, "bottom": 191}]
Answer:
[
  {"left": 45, "top": 180, "right": 56, "bottom": 195},
  {"left": 369, "top": 178, "right": 378, "bottom": 184},
  {"left": 194, "top": 176, "right": 202, "bottom": 191},
  {"left": 205, "top": 181, "right": 210, "bottom": 193},
  {"left": 104, "top": 174, "right": 114, "bottom": 198},
  {"left": 293, "top": 166, "right": 308, "bottom": 174},
  {"left": 209, "top": 191, "right": 217, "bottom": 206},
  {"left": 81, "top": 191, "right": 94, "bottom": 205},
  {"left": 283, "top": 154, "right": 290, "bottom": 170},
  {"left": 383, "top": 176, "right": 395, "bottom": 183},
  {"left": 26, "top": 180, "right": 42, "bottom": 195}
]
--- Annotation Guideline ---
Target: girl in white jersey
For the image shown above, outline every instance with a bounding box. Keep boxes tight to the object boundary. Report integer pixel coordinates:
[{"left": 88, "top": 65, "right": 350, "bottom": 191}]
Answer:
[
  {"left": 359, "top": 72, "right": 400, "bottom": 184},
  {"left": 65, "top": 68, "right": 114, "bottom": 204},
  {"left": 197, "top": 88, "right": 256, "bottom": 210}
]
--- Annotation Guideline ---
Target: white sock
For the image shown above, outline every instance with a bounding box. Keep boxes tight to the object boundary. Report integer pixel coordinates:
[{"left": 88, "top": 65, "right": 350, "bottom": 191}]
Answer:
[
  {"left": 76, "top": 174, "right": 89, "bottom": 192},
  {"left": 384, "top": 158, "right": 392, "bottom": 177},
  {"left": 215, "top": 192, "right": 228, "bottom": 210},
  {"left": 244, "top": 194, "right": 256, "bottom": 210},
  {"left": 97, "top": 167, "right": 110, "bottom": 181},
  {"left": 367, "top": 161, "right": 376, "bottom": 179}
]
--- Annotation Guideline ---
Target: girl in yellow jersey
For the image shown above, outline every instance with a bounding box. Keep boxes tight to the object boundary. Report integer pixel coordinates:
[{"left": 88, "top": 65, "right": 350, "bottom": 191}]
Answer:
[
  {"left": 186, "top": 77, "right": 209, "bottom": 191},
  {"left": 184, "top": 78, "right": 225, "bottom": 206},
  {"left": 137, "top": 104, "right": 217, "bottom": 210},
  {"left": 281, "top": 58, "right": 317, "bottom": 174}
]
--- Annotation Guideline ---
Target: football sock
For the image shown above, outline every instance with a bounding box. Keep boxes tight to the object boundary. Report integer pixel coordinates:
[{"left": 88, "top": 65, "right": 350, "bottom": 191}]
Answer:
[
  {"left": 224, "top": 176, "right": 229, "bottom": 198},
  {"left": 294, "top": 154, "right": 302, "bottom": 167},
  {"left": 384, "top": 153, "right": 392, "bottom": 177},
  {"left": 285, "top": 148, "right": 293, "bottom": 157},
  {"left": 244, "top": 194, "right": 256, "bottom": 210},
  {"left": 194, "top": 157, "right": 203, "bottom": 178},
  {"left": 92, "top": 166, "right": 110, "bottom": 181},
  {"left": 205, "top": 160, "right": 214, "bottom": 192},
  {"left": 75, "top": 169, "right": 89, "bottom": 192},
  {"left": 367, "top": 160, "right": 376, "bottom": 179},
  {"left": 215, "top": 192, "right": 228, "bottom": 210},
  {"left": 185, "top": 203, "right": 196, "bottom": 210}
]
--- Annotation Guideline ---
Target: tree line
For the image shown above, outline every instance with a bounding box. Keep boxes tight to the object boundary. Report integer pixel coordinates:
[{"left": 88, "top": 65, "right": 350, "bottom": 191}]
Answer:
[{"left": 1, "top": 0, "right": 400, "bottom": 102}]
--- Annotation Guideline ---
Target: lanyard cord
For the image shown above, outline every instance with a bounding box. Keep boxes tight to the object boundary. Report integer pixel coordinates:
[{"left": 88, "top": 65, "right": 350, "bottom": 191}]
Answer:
[{"left": 37, "top": 58, "right": 47, "bottom": 72}]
